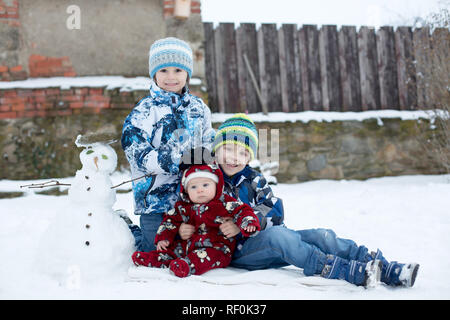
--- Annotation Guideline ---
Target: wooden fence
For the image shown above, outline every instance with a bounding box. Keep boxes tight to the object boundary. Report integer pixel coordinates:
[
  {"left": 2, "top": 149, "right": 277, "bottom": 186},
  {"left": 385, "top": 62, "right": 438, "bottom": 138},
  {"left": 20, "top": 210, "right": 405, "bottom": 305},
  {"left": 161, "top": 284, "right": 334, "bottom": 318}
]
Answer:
[{"left": 203, "top": 23, "right": 449, "bottom": 113}]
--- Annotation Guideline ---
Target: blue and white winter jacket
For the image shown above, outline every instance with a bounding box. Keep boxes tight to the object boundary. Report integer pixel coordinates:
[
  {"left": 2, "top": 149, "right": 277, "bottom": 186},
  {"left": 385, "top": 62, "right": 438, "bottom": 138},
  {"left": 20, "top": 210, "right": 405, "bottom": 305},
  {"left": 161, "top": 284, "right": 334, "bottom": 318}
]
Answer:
[
  {"left": 222, "top": 165, "right": 284, "bottom": 232},
  {"left": 121, "top": 81, "right": 215, "bottom": 215}
]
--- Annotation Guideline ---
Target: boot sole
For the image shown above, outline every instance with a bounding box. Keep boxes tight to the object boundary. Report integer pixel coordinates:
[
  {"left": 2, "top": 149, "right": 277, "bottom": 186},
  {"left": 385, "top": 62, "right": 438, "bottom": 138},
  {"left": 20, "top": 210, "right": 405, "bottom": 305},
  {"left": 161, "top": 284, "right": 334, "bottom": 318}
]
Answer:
[
  {"left": 404, "top": 263, "right": 420, "bottom": 287},
  {"left": 364, "top": 259, "right": 382, "bottom": 288}
]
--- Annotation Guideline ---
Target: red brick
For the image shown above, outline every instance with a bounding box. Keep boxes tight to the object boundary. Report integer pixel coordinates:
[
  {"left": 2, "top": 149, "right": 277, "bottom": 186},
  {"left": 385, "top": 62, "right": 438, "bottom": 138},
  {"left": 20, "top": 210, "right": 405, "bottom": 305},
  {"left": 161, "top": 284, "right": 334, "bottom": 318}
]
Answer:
[
  {"left": 86, "top": 95, "right": 109, "bottom": 102},
  {"left": 89, "top": 88, "right": 104, "bottom": 95},
  {"left": 9, "top": 65, "right": 22, "bottom": 72},
  {"left": 35, "top": 102, "right": 55, "bottom": 110},
  {"left": 32, "top": 89, "right": 47, "bottom": 96},
  {"left": 0, "top": 65, "right": 8, "bottom": 73},
  {"left": 45, "top": 88, "right": 60, "bottom": 95},
  {"left": 17, "top": 89, "right": 33, "bottom": 97},
  {"left": 191, "top": 8, "right": 201, "bottom": 14},
  {"left": 0, "top": 105, "right": 11, "bottom": 112},
  {"left": 69, "top": 102, "right": 84, "bottom": 109},
  {"left": 0, "top": 111, "right": 17, "bottom": 119},
  {"left": 61, "top": 94, "right": 83, "bottom": 102},
  {"left": 63, "top": 71, "right": 76, "bottom": 77},
  {"left": 2, "top": 90, "right": 17, "bottom": 98},
  {"left": 11, "top": 102, "right": 26, "bottom": 111},
  {"left": 73, "top": 88, "right": 89, "bottom": 95}
]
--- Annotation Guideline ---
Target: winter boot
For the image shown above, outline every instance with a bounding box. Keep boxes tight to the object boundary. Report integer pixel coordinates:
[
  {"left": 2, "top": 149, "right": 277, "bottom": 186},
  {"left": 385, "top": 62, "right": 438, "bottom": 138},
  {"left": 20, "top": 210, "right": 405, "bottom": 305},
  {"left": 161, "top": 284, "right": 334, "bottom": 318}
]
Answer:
[
  {"left": 169, "top": 258, "right": 191, "bottom": 278},
  {"left": 366, "top": 249, "right": 420, "bottom": 287},
  {"left": 320, "top": 255, "right": 382, "bottom": 288}
]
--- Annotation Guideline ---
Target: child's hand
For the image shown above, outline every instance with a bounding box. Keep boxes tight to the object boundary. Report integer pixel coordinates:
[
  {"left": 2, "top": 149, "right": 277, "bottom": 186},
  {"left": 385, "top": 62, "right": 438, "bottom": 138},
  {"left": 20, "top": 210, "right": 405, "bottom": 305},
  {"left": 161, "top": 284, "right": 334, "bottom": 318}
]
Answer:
[
  {"left": 243, "top": 225, "right": 257, "bottom": 233},
  {"left": 220, "top": 217, "right": 241, "bottom": 238},
  {"left": 156, "top": 240, "right": 170, "bottom": 251},
  {"left": 179, "top": 223, "right": 195, "bottom": 240}
]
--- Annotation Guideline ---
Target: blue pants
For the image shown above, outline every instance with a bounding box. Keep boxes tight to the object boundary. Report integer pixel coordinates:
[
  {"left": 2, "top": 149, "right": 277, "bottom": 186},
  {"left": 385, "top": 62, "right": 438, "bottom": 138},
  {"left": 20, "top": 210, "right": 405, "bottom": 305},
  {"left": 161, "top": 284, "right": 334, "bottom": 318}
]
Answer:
[
  {"left": 231, "top": 226, "right": 370, "bottom": 276},
  {"left": 130, "top": 213, "right": 164, "bottom": 252}
]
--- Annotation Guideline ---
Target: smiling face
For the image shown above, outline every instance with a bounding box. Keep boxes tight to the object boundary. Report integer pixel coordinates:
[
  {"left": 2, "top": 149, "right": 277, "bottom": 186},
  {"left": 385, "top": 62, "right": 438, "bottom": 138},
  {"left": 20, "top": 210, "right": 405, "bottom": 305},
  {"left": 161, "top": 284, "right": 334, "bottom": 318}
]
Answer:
[
  {"left": 186, "top": 177, "right": 217, "bottom": 204},
  {"left": 154, "top": 67, "right": 188, "bottom": 94},
  {"left": 215, "top": 144, "right": 251, "bottom": 177}
]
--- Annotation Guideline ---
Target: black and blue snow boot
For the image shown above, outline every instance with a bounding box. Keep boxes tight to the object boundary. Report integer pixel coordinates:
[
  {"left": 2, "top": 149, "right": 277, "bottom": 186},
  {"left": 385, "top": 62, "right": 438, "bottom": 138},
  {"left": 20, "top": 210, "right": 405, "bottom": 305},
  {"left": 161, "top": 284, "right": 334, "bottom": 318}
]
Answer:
[
  {"left": 366, "top": 249, "right": 420, "bottom": 287},
  {"left": 320, "top": 255, "right": 382, "bottom": 288}
]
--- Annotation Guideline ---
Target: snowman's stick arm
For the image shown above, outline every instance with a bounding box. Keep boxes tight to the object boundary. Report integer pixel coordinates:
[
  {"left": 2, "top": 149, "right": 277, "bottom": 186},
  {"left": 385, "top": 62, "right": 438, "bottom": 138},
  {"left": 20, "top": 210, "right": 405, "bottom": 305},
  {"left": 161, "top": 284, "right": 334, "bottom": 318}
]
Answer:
[
  {"left": 110, "top": 173, "right": 153, "bottom": 189},
  {"left": 20, "top": 180, "right": 71, "bottom": 189}
]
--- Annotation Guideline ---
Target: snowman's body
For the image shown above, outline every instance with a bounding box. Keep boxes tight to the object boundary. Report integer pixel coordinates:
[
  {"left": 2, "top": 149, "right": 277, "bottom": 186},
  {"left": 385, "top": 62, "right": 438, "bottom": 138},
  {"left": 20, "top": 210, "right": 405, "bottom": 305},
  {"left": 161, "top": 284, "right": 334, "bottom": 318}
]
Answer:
[{"left": 38, "top": 137, "right": 135, "bottom": 284}]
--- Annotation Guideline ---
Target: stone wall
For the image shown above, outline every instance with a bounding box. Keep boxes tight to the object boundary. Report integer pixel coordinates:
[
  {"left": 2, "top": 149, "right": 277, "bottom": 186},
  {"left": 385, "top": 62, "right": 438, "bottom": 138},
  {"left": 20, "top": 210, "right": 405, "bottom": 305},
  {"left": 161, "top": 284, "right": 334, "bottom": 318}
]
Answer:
[
  {"left": 257, "top": 118, "right": 443, "bottom": 183},
  {"left": 0, "top": 108, "right": 444, "bottom": 181}
]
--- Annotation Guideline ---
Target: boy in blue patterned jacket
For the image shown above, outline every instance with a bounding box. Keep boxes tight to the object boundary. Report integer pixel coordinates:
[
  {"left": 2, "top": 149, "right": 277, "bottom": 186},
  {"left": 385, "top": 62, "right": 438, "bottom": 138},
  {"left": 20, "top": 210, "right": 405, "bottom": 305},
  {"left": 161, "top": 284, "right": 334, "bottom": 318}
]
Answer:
[
  {"left": 179, "top": 113, "right": 419, "bottom": 288},
  {"left": 121, "top": 37, "right": 214, "bottom": 252}
]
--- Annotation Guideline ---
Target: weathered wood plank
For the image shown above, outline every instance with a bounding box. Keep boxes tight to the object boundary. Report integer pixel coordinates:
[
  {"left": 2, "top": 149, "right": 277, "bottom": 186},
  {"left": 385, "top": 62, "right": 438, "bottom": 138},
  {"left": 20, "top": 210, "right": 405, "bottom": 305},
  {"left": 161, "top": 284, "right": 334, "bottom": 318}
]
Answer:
[
  {"left": 413, "top": 27, "right": 432, "bottom": 109},
  {"left": 358, "top": 26, "right": 380, "bottom": 110},
  {"left": 319, "top": 25, "right": 342, "bottom": 111},
  {"left": 377, "top": 26, "right": 399, "bottom": 109},
  {"left": 220, "top": 23, "right": 240, "bottom": 113},
  {"left": 429, "top": 27, "right": 449, "bottom": 109},
  {"left": 258, "top": 24, "right": 282, "bottom": 112},
  {"left": 339, "top": 25, "right": 361, "bottom": 111},
  {"left": 279, "top": 24, "right": 301, "bottom": 112},
  {"left": 395, "top": 26, "right": 417, "bottom": 110},
  {"left": 214, "top": 24, "right": 225, "bottom": 113},
  {"left": 237, "top": 23, "right": 261, "bottom": 113},
  {"left": 298, "top": 26, "right": 310, "bottom": 110},
  {"left": 203, "top": 22, "right": 218, "bottom": 112},
  {"left": 299, "top": 25, "right": 322, "bottom": 111}
]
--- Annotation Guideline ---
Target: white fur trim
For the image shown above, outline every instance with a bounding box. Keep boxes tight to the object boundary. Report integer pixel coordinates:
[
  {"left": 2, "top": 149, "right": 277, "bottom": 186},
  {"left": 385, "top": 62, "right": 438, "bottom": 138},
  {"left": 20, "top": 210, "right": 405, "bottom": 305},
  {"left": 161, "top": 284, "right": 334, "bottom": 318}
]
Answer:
[{"left": 183, "top": 171, "right": 218, "bottom": 187}]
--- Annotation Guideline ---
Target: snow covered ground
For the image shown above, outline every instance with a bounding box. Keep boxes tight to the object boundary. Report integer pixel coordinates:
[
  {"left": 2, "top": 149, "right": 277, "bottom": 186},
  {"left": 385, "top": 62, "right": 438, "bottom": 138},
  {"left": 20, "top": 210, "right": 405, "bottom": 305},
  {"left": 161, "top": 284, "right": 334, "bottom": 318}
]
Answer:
[{"left": 1, "top": 172, "right": 449, "bottom": 300}]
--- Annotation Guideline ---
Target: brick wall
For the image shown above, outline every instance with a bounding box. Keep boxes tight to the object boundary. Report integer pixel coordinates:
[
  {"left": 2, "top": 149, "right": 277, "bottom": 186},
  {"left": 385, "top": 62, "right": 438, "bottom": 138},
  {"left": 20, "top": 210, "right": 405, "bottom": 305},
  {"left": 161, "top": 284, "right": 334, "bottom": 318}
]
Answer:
[
  {"left": 0, "top": 86, "right": 145, "bottom": 120},
  {"left": 163, "top": 0, "right": 201, "bottom": 18},
  {"left": 1, "top": 0, "right": 203, "bottom": 82},
  {"left": 0, "top": 0, "right": 19, "bottom": 26}
]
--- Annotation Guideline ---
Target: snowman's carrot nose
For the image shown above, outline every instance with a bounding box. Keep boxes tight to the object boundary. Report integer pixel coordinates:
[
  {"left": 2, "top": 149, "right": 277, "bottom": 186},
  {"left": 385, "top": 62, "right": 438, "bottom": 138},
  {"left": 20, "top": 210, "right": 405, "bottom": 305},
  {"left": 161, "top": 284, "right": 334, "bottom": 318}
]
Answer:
[{"left": 94, "top": 156, "right": 99, "bottom": 170}]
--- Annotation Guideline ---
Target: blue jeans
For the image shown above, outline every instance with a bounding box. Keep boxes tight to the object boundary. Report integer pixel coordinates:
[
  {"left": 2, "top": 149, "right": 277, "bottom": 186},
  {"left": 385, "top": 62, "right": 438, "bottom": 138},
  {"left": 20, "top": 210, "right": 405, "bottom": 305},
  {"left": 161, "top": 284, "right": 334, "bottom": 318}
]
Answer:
[
  {"left": 231, "top": 226, "right": 369, "bottom": 276},
  {"left": 130, "top": 213, "right": 164, "bottom": 252}
]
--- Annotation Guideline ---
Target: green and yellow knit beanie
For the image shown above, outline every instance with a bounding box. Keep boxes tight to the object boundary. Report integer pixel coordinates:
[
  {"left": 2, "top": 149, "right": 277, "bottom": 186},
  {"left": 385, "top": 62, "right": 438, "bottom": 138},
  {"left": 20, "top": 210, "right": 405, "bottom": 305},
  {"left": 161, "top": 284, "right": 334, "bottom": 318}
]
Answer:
[{"left": 212, "top": 113, "right": 258, "bottom": 160}]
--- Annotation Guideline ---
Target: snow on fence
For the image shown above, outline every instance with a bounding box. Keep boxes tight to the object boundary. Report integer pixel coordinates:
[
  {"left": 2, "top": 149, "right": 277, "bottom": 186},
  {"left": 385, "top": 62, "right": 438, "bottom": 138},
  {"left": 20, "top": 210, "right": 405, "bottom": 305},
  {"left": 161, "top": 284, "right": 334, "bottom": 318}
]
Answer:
[{"left": 203, "top": 23, "right": 449, "bottom": 114}]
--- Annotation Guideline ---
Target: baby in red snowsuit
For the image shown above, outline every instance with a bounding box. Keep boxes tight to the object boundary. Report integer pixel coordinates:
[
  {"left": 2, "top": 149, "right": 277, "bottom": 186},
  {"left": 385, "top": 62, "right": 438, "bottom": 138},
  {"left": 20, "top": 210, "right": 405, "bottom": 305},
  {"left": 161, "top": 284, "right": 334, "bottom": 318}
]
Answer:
[{"left": 132, "top": 164, "right": 260, "bottom": 277}]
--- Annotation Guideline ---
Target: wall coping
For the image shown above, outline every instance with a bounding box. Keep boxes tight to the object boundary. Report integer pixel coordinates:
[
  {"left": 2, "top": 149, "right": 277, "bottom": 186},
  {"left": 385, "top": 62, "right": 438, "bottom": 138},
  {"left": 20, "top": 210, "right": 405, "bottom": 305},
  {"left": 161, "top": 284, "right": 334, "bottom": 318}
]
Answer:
[
  {"left": 212, "top": 110, "right": 448, "bottom": 124},
  {"left": 0, "top": 76, "right": 203, "bottom": 91}
]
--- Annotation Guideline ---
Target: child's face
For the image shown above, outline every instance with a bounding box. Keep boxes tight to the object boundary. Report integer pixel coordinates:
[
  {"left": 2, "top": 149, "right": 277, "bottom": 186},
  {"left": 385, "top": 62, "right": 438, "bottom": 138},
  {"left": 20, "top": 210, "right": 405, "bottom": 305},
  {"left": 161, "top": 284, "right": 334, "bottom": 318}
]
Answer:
[
  {"left": 154, "top": 67, "right": 188, "bottom": 94},
  {"left": 215, "top": 144, "right": 251, "bottom": 177},
  {"left": 186, "top": 177, "right": 217, "bottom": 204}
]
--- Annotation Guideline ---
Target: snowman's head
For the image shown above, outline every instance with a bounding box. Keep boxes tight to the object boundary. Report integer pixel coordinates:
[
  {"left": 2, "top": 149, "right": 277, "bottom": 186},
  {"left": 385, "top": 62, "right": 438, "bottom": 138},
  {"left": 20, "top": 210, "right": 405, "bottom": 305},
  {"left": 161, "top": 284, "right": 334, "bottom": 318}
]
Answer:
[{"left": 79, "top": 143, "right": 117, "bottom": 174}]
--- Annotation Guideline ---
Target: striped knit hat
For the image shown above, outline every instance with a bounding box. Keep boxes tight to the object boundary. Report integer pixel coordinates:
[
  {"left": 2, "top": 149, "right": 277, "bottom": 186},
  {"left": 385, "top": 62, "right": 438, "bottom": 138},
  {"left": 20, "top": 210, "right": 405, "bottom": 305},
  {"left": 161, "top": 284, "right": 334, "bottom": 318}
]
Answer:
[
  {"left": 212, "top": 113, "right": 258, "bottom": 160},
  {"left": 149, "top": 37, "right": 193, "bottom": 79}
]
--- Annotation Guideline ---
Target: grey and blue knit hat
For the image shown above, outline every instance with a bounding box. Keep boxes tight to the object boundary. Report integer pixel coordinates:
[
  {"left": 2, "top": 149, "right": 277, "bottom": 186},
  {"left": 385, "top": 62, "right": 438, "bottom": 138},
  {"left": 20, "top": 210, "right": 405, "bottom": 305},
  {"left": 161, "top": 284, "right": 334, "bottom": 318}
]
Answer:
[
  {"left": 149, "top": 37, "right": 193, "bottom": 79},
  {"left": 212, "top": 113, "right": 259, "bottom": 160}
]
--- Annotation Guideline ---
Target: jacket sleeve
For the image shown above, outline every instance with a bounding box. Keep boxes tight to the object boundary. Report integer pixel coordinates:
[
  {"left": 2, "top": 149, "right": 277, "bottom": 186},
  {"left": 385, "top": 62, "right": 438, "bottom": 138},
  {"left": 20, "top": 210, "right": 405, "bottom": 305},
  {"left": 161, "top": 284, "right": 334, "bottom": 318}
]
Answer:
[
  {"left": 251, "top": 174, "right": 284, "bottom": 230},
  {"left": 154, "top": 205, "right": 185, "bottom": 244},
  {"left": 200, "top": 103, "right": 216, "bottom": 150},
  {"left": 228, "top": 201, "right": 261, "bottom": 238},
  {"left": 121, "top": 101, "right": 182, "bottom": 176}
]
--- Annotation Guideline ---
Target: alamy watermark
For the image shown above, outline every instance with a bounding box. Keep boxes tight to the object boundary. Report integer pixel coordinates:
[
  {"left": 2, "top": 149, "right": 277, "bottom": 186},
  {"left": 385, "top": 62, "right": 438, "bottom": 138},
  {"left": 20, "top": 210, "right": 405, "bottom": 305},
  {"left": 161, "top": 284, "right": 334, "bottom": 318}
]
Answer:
[{"left": 66, "top": 5, "right": 81, "bottom": 30}]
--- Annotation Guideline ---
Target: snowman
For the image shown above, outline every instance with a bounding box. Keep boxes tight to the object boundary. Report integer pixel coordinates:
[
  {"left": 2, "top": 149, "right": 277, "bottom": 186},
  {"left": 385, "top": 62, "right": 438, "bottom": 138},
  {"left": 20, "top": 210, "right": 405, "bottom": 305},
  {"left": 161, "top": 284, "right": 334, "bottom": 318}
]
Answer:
[{"left": 37, "top": 134, "right": 135, "bottom": 285}]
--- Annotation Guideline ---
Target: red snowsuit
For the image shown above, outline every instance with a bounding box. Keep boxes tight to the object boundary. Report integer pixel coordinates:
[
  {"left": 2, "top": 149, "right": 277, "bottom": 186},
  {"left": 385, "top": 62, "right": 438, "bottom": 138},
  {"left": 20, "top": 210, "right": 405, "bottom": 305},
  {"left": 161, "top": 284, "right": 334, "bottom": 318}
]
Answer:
[{"left": 132, "top": 164, "right": 260, "bottom": 277}]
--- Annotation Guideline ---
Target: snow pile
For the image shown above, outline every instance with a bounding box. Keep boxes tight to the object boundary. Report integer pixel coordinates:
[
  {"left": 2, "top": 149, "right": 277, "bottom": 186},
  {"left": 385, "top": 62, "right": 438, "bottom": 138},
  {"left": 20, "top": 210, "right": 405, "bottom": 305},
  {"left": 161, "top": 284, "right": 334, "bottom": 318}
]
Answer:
[
  {"left": 212, "top": 110, "right": 449, "bottom": 124},
  {"left": 0, "top": 76, "right": 202, "bottom": 91}
]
